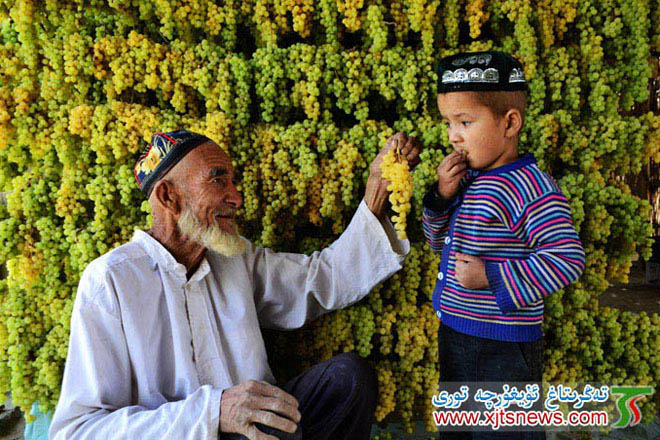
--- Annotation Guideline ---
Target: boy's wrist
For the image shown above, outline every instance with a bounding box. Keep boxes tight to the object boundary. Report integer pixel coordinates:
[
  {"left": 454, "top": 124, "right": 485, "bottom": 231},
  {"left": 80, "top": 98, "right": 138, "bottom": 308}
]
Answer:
[{"left": 423, "top": 181, "right": 455, "bottom": 212}]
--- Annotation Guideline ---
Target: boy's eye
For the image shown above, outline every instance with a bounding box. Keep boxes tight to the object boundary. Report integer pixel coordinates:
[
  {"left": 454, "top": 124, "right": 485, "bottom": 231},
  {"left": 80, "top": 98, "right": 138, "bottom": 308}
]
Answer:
[{"left": 461, "top": 121, "right": 471, "bottom": 126}]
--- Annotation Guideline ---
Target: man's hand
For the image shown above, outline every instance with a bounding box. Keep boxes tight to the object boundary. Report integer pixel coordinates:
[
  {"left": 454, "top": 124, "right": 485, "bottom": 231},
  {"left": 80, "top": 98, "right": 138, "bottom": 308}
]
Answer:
[
  {"left": 369, "top": 132, "right": 422, "bottom": 178},
  {"left": 220, "top": 380, "right": 301, "bottom": 440},
  {"left": 454, "top": 252, "right": 489, "bottom": 290},
  {"left": 365, "top": 132, "right": 422, "bottom": 218}
]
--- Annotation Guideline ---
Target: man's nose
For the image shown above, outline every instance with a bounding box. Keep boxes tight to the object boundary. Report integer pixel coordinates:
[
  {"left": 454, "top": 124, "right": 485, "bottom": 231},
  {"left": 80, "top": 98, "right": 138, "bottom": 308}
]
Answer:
[{"left": 226, "top": 183, "right": 243, "bottom": 209}]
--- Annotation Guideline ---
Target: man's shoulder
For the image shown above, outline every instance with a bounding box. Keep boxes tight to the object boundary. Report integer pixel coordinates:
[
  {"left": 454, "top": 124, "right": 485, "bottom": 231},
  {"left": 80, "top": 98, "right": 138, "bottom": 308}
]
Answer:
[
  {"left": 85, "top": 240, "right": 150, "bottom": 275},
  {"left": 77, "top": 240, "right": 152, "bottom": 308}
]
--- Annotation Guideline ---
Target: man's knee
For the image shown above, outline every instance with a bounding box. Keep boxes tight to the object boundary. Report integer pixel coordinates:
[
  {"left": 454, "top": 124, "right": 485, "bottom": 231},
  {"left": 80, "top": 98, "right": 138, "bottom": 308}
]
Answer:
[{"left": 327, "top": 352, "right": 378, "bottom": 399}]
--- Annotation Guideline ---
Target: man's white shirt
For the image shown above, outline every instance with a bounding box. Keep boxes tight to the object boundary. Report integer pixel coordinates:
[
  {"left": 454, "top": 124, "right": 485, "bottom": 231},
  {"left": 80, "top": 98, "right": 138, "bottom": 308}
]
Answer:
[{"left": 49, "top": 200, "right": 409, "bottom": 439}]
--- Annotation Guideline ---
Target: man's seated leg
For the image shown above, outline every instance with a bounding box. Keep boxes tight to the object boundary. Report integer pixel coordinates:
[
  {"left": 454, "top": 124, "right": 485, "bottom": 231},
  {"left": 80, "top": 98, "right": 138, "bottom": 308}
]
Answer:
[
  {"left": 280, "top": 351, "right": 378, "bottom": 440},
  {"left": 222, "top": 352, "right": 377, "bottom": 440}
]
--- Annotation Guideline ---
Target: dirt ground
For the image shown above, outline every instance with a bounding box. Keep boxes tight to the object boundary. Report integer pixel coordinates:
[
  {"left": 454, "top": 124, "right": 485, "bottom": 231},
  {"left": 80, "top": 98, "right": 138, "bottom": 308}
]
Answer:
[{"left": 598, "top": 259, "right": 660, "bottom": 314}]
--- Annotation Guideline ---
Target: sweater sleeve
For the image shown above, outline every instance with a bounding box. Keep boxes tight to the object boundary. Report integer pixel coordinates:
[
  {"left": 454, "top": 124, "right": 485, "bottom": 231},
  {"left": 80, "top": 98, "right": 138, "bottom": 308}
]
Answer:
[
  {"left": 422, "top": 181, "right": 461, "bottom": 253},
  {"left": 484, "top": 191, "right": 586, "bottom": 314}
]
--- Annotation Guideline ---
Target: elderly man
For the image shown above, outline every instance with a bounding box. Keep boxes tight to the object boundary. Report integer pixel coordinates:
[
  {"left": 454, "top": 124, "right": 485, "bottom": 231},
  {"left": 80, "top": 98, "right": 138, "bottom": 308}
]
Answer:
[{"left": 49, "top": 130, "right": 422, "bottom": 440}]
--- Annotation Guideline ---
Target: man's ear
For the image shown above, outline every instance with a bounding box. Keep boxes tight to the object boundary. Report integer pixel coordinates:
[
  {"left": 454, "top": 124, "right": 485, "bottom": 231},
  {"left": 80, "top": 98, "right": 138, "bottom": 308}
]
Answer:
[
  {"left": 503, "top": 109, "right": 523, "bottom": 138},
  {"left": 152, "top": 179, "right": 181, "bottom": 216}
]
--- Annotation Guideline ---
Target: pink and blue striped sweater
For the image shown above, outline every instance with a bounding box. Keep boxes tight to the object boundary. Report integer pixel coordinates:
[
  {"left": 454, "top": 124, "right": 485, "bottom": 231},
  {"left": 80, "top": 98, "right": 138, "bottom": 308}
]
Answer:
[{"left": 422, "top": 154, "right": 585, "bottom": 342}]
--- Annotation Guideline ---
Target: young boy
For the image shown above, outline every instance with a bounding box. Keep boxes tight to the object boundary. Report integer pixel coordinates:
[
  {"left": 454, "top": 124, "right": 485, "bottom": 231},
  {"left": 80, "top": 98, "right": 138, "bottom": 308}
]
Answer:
[{"left": 423, "top": 51, "right": 585, "bottom": 439}]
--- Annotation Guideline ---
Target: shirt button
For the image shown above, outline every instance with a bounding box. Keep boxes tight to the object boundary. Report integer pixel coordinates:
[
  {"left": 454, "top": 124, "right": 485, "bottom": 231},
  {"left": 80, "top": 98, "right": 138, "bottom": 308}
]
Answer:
[
  {"left": 445, "top": 236, "right": 451, "bottom": 245},
  {"left": 438, "top": 272, "right": 444, "bottom": 281},
  {"left": 436, "top": 310, "right": 442, "bottom": 318}
]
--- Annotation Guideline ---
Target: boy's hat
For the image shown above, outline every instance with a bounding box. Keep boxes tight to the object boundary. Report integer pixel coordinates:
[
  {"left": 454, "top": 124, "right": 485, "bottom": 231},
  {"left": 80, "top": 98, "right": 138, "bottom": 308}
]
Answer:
[
  {"left": 134, "top": 130, "right": 211, "bottom": 197},
  {"left": 435, "top": 51, "right": 527, "bottom": 93}
]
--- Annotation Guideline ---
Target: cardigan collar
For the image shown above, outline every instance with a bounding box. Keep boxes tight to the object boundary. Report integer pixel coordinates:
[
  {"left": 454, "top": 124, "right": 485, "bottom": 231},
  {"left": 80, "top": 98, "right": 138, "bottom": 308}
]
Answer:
[{"left": 468, "top": 153, "right": 536, "bottom": 179}]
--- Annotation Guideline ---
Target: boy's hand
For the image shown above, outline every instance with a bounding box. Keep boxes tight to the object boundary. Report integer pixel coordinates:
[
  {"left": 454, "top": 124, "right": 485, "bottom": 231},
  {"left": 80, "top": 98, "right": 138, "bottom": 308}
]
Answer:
[
  {"left": 437, "top": 151, "right": 468, "bottom": 199},
  {"left": 454, "top": 252, "right": 489, "bottom": 290}
]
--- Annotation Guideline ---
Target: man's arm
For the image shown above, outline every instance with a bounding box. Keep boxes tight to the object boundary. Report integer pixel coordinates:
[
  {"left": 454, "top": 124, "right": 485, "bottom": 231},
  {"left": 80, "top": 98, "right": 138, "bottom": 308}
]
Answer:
[
  {"left": 249, "top": 198, "right": 409, "bottom": 330},
  {"left": 49, "top": 277, "right": 223, "bottom": 440},
  {"left": 250, "top": 133, "right": 420, "bottom": 330}
]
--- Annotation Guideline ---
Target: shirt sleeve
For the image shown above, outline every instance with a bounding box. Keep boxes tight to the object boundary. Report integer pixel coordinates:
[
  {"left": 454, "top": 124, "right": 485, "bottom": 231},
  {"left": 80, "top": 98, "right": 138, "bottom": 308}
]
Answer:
[
  {"left": 484, "top": 191, "right": 586, "bottom": 314},
  {"left": 49, "top": 272, "right": 223, "bottom": 440},
  {"left": 422, "top": 181, "right": 461, "bottom": 253},
  {"left": 250, "top": 199, "right": 409, "bottom": 330}
]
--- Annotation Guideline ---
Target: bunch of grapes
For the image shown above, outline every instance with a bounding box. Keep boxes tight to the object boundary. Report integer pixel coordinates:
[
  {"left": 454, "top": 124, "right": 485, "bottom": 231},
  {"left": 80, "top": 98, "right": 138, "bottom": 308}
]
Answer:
[{"left": 380, "top": 147, "right": 413, "bottom": 239}]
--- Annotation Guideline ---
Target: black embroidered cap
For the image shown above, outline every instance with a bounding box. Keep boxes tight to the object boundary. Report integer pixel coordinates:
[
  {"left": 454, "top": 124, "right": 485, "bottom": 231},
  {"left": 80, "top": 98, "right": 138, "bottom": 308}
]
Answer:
[
  {"left": 134, "top": 130, "right": 212, "bottom": 197},
  {"left": 435, "top": 51, "right": 527, "bottom": 94}
]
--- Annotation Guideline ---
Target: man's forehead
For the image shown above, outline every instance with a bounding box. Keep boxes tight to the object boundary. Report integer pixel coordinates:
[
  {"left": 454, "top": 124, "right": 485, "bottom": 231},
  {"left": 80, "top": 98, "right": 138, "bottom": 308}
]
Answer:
[
  {"left": 167, "top": 141, "right": 233, "bottom": 182},
  {"left": 190, "top": 142, "right": 234, "bottom": 175},
  {"left": 190, "top": 142, "right": 232, "bottom": 164}
]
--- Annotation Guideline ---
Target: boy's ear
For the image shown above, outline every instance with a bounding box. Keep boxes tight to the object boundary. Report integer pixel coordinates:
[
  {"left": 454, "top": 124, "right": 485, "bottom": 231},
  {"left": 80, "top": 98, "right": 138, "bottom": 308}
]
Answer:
[{"left": 503, "top": 109, "right": 523, "bottom": 138}]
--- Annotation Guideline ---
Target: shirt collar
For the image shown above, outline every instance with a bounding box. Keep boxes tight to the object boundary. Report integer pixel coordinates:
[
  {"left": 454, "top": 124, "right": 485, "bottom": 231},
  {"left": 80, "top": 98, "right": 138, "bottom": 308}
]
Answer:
[{"left": 132, "top": 229, "right": 210, "bottom": 282}]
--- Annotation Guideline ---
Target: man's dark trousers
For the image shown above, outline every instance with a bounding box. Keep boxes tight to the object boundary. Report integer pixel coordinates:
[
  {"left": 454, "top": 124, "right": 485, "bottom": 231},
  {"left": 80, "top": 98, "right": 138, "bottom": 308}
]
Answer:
[{"left": 224, "top": 352, "right": 378, "bottom": 440}]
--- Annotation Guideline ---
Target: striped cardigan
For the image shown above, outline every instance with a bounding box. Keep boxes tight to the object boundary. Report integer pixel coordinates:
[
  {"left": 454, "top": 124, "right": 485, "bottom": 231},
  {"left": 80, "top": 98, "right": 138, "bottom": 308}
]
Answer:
[{"left": 422, "top": 154, "right": 585, "bottom": 342}]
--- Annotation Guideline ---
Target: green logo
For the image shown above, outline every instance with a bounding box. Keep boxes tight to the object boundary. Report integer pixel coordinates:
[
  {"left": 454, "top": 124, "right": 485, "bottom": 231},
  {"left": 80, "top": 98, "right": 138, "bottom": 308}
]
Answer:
[{"left": 610, "top": 386, "right": 654, "bottom": 428}]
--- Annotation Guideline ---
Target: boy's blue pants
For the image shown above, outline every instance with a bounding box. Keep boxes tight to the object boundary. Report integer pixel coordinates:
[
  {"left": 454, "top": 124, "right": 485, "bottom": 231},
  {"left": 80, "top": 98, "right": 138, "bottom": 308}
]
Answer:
[{"left": 438, "top": 323, "right": 546, "bottom": 440}]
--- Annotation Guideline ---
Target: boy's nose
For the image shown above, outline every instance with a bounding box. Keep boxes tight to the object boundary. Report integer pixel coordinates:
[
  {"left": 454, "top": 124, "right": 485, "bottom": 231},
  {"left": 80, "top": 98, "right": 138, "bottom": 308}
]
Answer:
[{"left": 448, "top": 130, "right": 462, "bottom": 144}]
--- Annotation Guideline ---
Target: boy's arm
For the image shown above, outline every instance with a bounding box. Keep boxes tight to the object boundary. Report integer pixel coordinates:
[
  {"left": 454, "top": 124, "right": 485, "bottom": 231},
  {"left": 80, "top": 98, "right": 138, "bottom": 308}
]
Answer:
[
  {"left": 484, "top": 191, "right": 586, "bottom": 313},
  {"left": 421, "top": 181, "right": 461, "bottom": 253}
]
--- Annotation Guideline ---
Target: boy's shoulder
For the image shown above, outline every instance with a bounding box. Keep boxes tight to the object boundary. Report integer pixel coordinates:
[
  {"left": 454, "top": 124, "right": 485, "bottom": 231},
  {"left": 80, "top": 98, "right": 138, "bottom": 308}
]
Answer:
[{"left": 471, "top": 157, "right": 563, "bottom": 207}]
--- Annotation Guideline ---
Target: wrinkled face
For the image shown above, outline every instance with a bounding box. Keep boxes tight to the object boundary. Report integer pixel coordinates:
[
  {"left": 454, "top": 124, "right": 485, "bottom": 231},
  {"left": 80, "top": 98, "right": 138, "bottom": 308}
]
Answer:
[
  {"left": 437, "top": 92, "right": 510, "bottom": 171},
  {"left": 179, "top": 142, "right": 243, "bottom": 236}
]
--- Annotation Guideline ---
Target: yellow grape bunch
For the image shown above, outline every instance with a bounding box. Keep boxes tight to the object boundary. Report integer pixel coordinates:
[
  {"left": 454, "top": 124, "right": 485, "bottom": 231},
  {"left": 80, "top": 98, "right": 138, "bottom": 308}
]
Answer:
[{"left": 380, "top": 143, "right": 413, "bottom": 240}]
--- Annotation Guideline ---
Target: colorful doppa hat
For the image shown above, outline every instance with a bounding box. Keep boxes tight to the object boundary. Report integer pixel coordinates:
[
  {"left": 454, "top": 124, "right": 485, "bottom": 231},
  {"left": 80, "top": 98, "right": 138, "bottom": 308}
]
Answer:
[
  {"left": 134, "top": 130, "right": 211, "bottom": 196},
  {"left": 435, "top": 51, "right": 527, "bottom": 94}
]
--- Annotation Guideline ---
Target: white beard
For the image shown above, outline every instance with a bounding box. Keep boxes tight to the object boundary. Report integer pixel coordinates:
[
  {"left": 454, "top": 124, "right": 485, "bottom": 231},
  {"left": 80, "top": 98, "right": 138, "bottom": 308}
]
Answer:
[{"left": 177, "top": 206, "right": 247, "bottom": 257}]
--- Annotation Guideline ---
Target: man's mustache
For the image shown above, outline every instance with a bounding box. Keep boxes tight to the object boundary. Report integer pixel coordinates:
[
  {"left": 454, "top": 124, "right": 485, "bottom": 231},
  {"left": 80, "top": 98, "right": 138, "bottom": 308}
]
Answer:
[{"left": 214, "top": 210, "right": 237, "bottom": 218}]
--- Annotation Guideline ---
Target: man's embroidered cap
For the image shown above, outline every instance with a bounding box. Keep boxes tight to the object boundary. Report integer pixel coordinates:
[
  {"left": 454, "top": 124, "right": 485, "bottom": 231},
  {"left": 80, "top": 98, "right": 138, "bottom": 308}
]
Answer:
[
  {"left": 134, "top": 130, "right": 211, "bottom": 196},
  {"left": 435, "top": 51, "right": 527, "bottom": 94}
]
